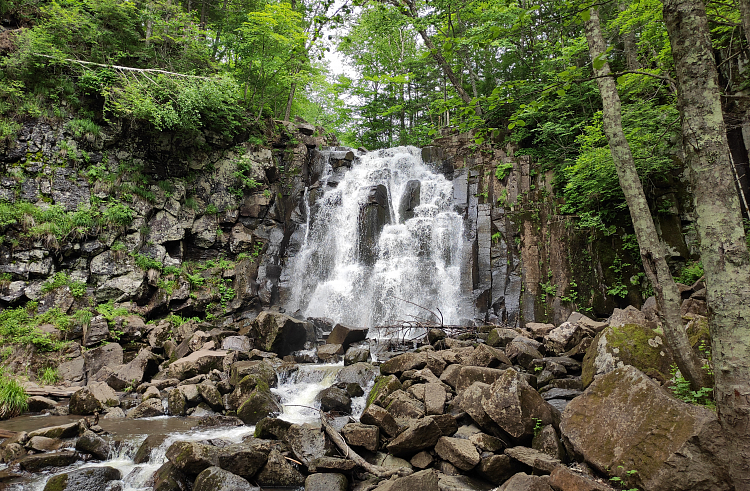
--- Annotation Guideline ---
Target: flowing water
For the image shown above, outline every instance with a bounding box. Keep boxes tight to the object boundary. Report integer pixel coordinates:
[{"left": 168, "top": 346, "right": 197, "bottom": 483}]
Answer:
[
  {"left": 2, "top": 363, "right": 369, "bottom": 491},
  {"left": 285, "top": 146, "right": 471, "bottom": 328}
]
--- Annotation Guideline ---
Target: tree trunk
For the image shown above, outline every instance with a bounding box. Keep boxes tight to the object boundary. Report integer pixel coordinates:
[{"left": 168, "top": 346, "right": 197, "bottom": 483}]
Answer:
[
  {"left": 619, "top": 1, "right": 640, "bottom": 69},
  {"left": 740, "top": 0, "right": 750, "bottom": 49},
  {"left": 584, "top": 7, "right": 710, "bottom": 390},
  {"left": 284, "top": 82, "right": 297, "bottom": 122},
  {"left": 661, "top": 0, "right": 750, "bottom": 486}
]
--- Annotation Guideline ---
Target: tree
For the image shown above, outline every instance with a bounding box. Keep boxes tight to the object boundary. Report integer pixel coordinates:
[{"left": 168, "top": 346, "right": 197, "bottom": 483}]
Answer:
[
  {"left": 661, "top": 0, "right": 750, "bottom": 485},
  {"left": 582, "top": 6, "right": 709, "bottom": 390}
]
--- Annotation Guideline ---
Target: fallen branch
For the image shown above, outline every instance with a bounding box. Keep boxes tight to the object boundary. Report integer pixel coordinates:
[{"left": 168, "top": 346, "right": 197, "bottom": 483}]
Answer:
[
  {"left": 32, "top": 54, "right": 213, "bottom": 79},
  {"left": 320, "top": 412, "right": 413, "bottom": 479}
]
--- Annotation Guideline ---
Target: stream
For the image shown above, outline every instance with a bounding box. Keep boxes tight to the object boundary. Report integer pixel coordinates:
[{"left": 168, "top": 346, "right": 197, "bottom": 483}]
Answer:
[{"left": 2, "top": 362, "right": 369, "bottom": 491}]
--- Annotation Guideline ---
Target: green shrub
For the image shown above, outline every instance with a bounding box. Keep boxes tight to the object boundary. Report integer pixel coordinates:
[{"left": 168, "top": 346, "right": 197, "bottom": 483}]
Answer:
[
  {"left": 65, "top": 118, "right": 101, "bottom": 139},
  {"left": 0, "top": 374, "right": 28, "bottom": 419},
  {"left": 39, "top": 367, "right": 60, "bottom": 385},
  {"left": 676, "top": 261, "right": 704, "bottom": 285}
]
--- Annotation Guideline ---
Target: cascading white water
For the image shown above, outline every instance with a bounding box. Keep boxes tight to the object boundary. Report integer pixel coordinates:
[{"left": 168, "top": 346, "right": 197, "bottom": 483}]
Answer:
[{"left": 285, "top": 146, "right": 470, "bottom": 328}]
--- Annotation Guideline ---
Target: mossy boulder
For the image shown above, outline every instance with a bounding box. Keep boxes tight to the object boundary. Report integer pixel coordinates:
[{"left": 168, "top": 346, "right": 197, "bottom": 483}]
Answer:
[
  {"left": 581, "top": 323, "right": 673, "bottom": 388},
  {"left": 561, "top": 366, "right": 731, "bottom": 491},
  {"left": 43, "top": 466, "right": 121, "bottom": 491},
  {"left": 236, "top": 387, "right": 282, "bottom": 425},
  {"left": 366, "top": 375, "right": 402, "bottom": 408}
]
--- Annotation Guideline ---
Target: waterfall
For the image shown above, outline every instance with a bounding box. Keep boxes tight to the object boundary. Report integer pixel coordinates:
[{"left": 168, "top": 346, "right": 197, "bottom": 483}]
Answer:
[{"left": 284, "top": 146, "right": 470, "bottom": 328}]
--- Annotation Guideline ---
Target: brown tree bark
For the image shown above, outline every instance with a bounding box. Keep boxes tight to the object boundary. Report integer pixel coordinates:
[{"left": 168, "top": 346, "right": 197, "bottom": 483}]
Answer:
[
  {"left": 584, "top": 7, "right": 710, "bottom": 390},
  {"left": 739, "top": 0, "right": 750, "bottom": 49},
  {"left": 661, "top": 0, "right": 750, "bottom": 487}
]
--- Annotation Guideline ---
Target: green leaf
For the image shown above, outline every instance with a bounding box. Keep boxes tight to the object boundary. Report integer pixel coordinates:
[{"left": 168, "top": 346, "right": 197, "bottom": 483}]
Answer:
[
  {"left": 556, "top": 89, "right": 566, "bottom": 97},
  {"left": 516, "top": 119, "right": 526, "bottom": 127},
  {"left": 474, "top": 136, "right": 485, "bottom": 145},
  {"left": 580, "top": 9, "right": 591, "bottom": 22},
  {"left": 508, "top": 122, "right": 516, "bottom": 130},
  {"left": 593, "top": 57, "right": 606, "bottom": 70}
]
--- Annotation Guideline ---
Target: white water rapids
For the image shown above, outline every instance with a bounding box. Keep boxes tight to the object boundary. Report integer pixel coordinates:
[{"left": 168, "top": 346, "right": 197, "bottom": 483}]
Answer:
[
  {"left": 8, "top": 363, "right": 370, "bottom": 491},
  {"left": 285, "top": 146, "right": 471, "bottom": 328}
]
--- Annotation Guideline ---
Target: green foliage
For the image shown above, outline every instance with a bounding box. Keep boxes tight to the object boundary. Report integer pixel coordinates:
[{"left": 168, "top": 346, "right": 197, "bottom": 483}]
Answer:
[
  {"left": 95, "top": 300, "right": 128, "bottom": 326},
  {"left": 167, "top": 314, "right": 199, "bottom": 328},
  {"left": 65, "top": 118, "right": 101, "bottom": 139},
  {"left": 232, "top": 154, "right": 263, "bottom": 197},
  {"left": 495, "top": 163, "right": 514, "bottom": 181},
  {"left": 0, "top": 200, "right": 134, "bottom": 245},
  {"left": 39, "top": 367, "right": 60, "bottom": 385},
  {"left": 41, "top": 272, "right": 87, "bottom": 298},
  {"left": 0, "top": 303, "right": 67, "bottom": 351},
  {"left": 676, "top": 261, "right": 704, "bottom": 285},
  {"left": 106, "top": 75, "right": 244, "bottom": 137},
  {"left": 131, "top": 252, "right": 163, "bottom": 272},
  {"left": 219, "top": 279, "right": 235, "bottom": 310},
  {"left": 0, "top": 373, "right": 28, "bottom": 419},
  {"left": 669, "top": 365, "right": 715, "bottom": 408}
]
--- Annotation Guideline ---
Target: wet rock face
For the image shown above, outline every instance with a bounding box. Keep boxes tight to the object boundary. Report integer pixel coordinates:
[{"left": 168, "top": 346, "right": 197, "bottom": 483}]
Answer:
[{"left": 358, "top": 184, "right": 391, "bottom": 266}]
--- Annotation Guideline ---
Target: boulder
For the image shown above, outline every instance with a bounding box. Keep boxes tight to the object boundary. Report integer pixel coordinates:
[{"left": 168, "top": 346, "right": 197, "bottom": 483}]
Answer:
[
  {"left": 229, "top": 359, "right": 278, "bottom": 387},
  {"left": 326, "top": 324, "right": 369, "bottom": 349},
  {"left": 305, "top": 473, "right": 348, "bottom": 491},
  {"left": 317, "top": 343, "right": 344, "bottom": 362},
  {"left": 153, "top": 461, "right": 192, "bottom": 491},
  {"left": 531, "top": 425, "right": 565, "bottom": 461},
  {"left": 165, "top": 350, "right": 227, "bottom": 380},
  {"left": 360, "top": 403, "right": 400, "bottom": 437},
  {"left": 214, "top": 440, "right": 270, "bottom": 479},
  {"left": 384, "top": 389, "right": 425, "bottom": 419},
  {"left": 372, "top": 468, "right": 438, "bottom": 491},
  {"left": 455, "top": 366, "right": 508, "bottom": 392},
  {"left": 464, "top": 344, "right": 512, "bottom": 368},
  {"left": 342, "top": 423, "right": 379, "bottom": 452},
  {"left": 26, "top": 436, "right": 62, "bottom": 452},
  {"left": 481, "top": 369, "right": 555, "bottom": 440},
  {"left": 477, "top": 454, "right": 517, "bottom": 485},
  {"left": 42, "top": 466, "right": 121, "bottom": 491},
  {"left": 75, "top": 429, "right": 110, "bottom": 459},
  {"left": 18, "top": 451, "right": 79, "bottom": 471},
  {"left": 438, "top": 475, "right": 495, "bottom": 491},
  {"left": 548, "top": 466, "right": 612, "bottom": 491},
  {"left": 58, "top": 357, "right": 85, "bottom": 384},
  {"left": 194, "top": 466, "right": 259, "bottom": 491},
  {"left": 344, "top": 347, "right": 370, "bottom": 365},
  {"left": 497, "top": 473, "right": 553, "bottom": 491},
  {"left": 505, "top": 339, "right": 544, "bottom": 369},
  {"left": 127, "top": 397, "right": 165, "bottom": 418},
  {"left": 27, "top": 422, "right": 79, "bottom": 440},
  {"left": 222, "top": 336, "right": 251, "bottom": 352},
  {"left": 27, "top": 396, "right": 58, "bottom": 412},
  {"left": 424, "top": 383, "right": 446, "bottom": 415},
  {"left": 83, "top": 342, "right": 123, "bottom": 378},
  {"left": 435, "top": 436, "right": 481, "bottom": 470},
  {"left": 316, "top": 386, "right": 351, "bottom": 413},
  {"left": 95, "top": 271, "right": 148, "bottom": 303},
  {"left": 287, "top": 423, "right": 327, "bottom": 466},
  {"left": 505, "top": 446, "right": 561, "bottom": 474},
  {"left": 367, "top": 375, "right": 402, "bottom": 407},
  {"left": 256, "top": 448, "right": 305, "bottom": 486},
  {"left": 386, "top": 418, "right": 442, "bottom": 457},
  {"left": 581, "top": 324, "right": 673, "bottom": 387},
  {"left": 69, "top": 382, "right": 119, "bottom": 415},
  {"left": 525, "top": 323, "right": 556, "bottom": 338},
  {"left": 380, "top": 352, "right": 427, "bottom": 375},
  {"left": 197, "top": 382, "right": 224, "bottom": 412},
  {"left": 237, "top": 388, "right": 282, "bottom": 425},
  {"left": 335, "top": 362, "right": 379, "bottom": 387},
  {"left": 487, "top": 328, "right": 519, "bottom": 348},
  {"left": 165, "top": 441, "right": 220, "bottom": 475},
  {"left": 134, "top": 434, "right": 168, "bottom": 464},
  {"left": 82, "top": 316, "right": 110, "bottom": 347},
  {"left": 560, "top": 366, "right": 731, "bottom": 491},
  {"left": 545, "top": 322, "right": 584, "bottom": 354},
  {"left": 608, "top": 305, "right": 647, "bottom": 328},
  {"left": 250, "top": 311, "right": 309, "bottom": 356}
]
